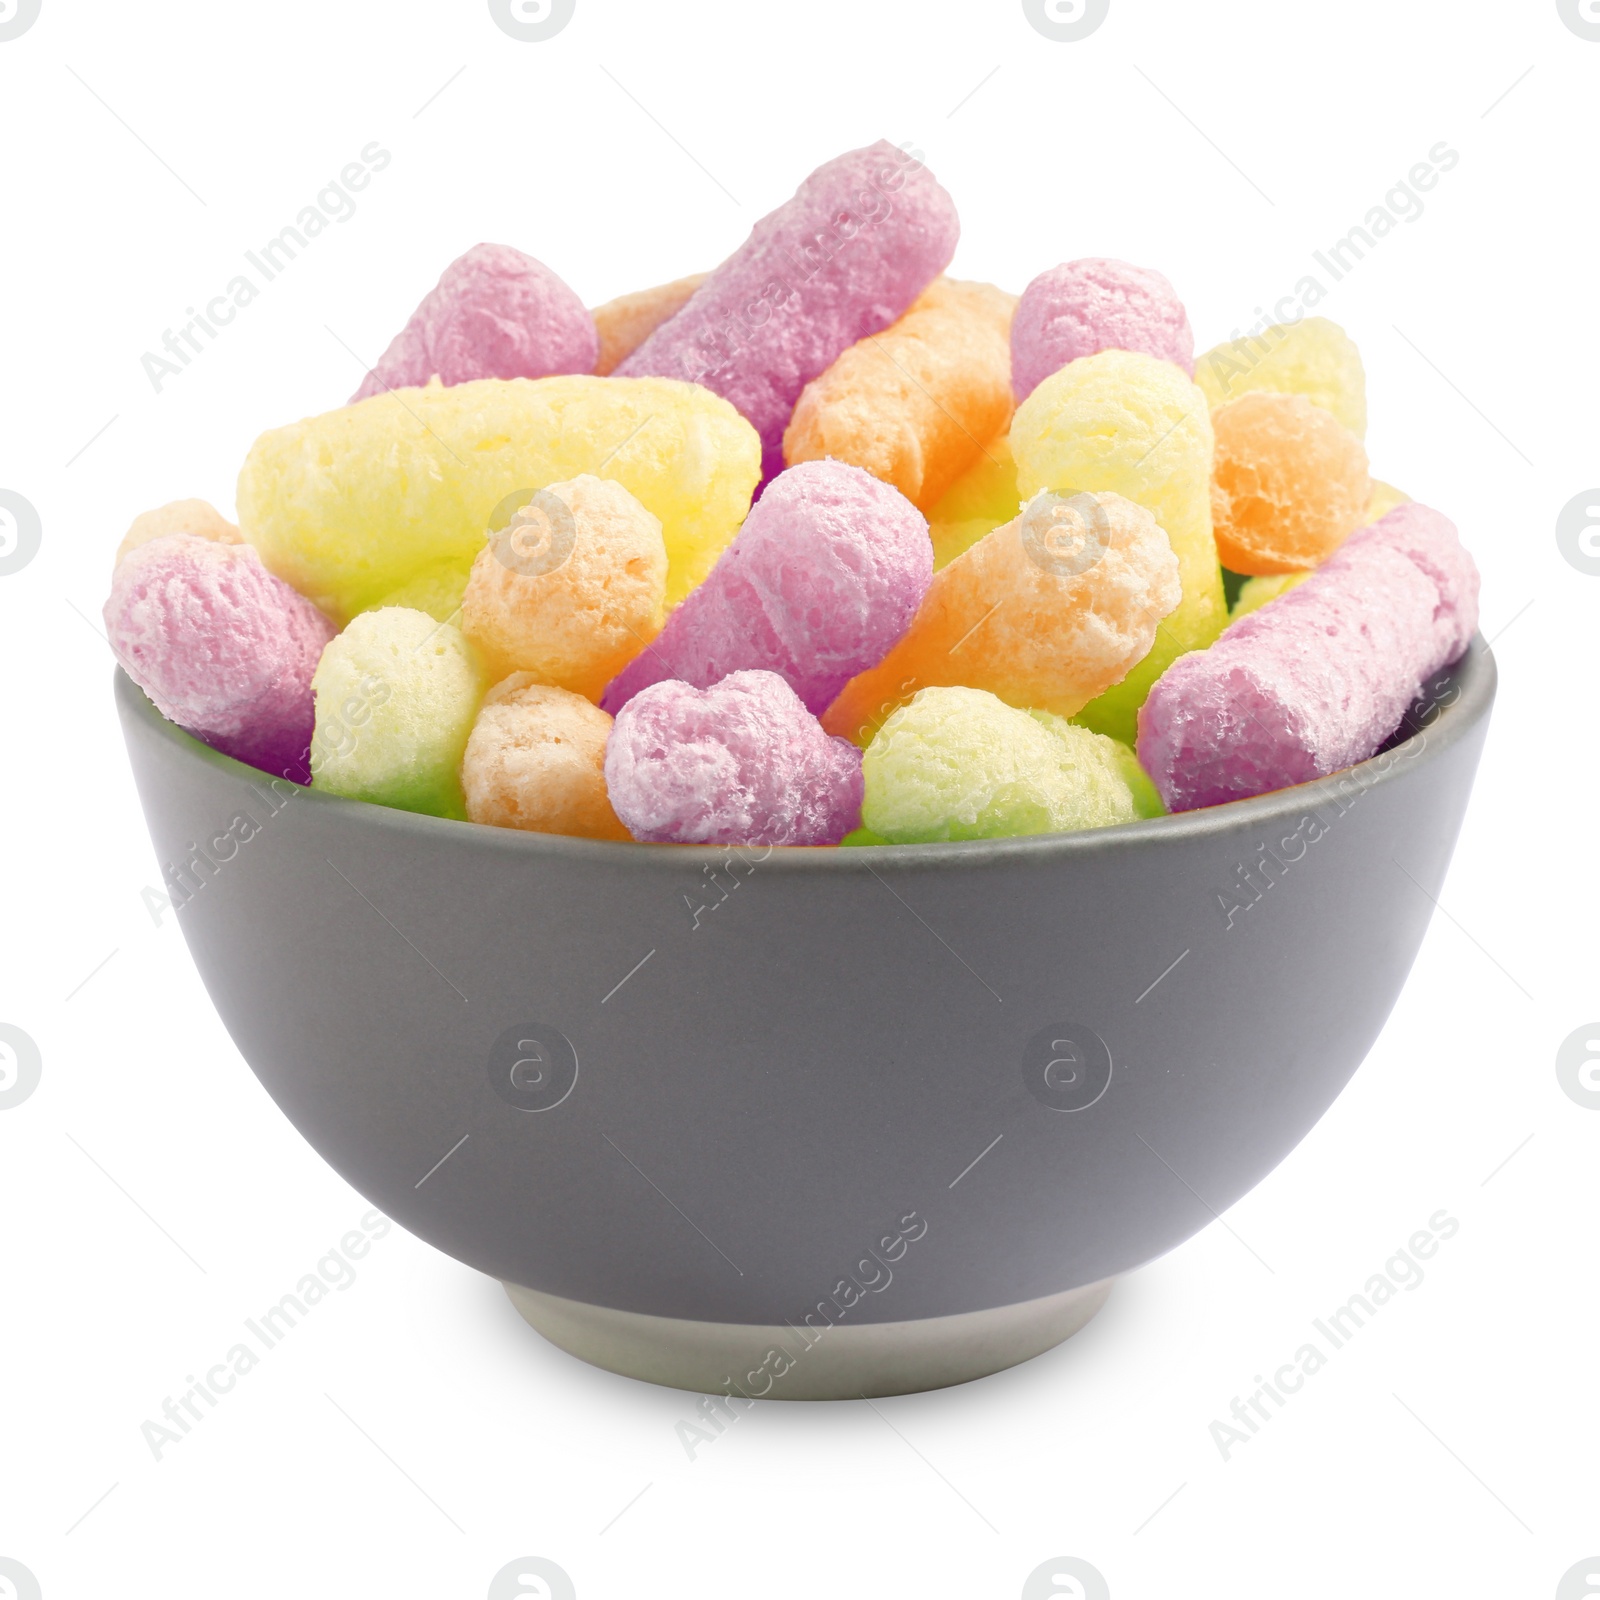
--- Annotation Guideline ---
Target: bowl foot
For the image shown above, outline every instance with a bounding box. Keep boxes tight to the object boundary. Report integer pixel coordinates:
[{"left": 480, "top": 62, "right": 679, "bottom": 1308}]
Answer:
[{"left": 500, "top": 1277, "right": 1115, "bottom": 1399}]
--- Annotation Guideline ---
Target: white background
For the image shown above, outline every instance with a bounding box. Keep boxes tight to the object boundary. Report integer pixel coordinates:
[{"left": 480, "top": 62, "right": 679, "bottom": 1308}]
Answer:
[{"left": 1, "top": 1, "right": 1596, "bottom": 1596}]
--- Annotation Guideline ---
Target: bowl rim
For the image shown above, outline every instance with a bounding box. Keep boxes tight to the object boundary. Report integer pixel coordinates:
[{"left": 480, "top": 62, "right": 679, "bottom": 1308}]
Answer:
[{"left": 115, "top": 635, "right": 1496, "bottom": 877}]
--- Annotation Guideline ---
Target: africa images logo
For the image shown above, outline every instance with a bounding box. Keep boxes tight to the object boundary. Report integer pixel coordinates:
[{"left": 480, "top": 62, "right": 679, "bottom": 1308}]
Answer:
[
  {"left": 1022, "top": 0, "right": 1109, "bottom": 42},
  {"left": 1556, "top": 490, "right": 1600, "bottom": 575},
  {"left": 0, "top": 0, "right": 42, "bottom": 43},
  {"left": 0, "top": 490, "right": 41, "bottom": 577},
  {"left": 489, "top": 0, "right": 575, "bottom": 42}
]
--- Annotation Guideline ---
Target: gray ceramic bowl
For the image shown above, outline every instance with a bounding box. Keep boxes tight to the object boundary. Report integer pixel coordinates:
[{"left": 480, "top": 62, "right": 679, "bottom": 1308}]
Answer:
[{"left": 115, "top": 641, "right": 1494, "bottom": 1398}]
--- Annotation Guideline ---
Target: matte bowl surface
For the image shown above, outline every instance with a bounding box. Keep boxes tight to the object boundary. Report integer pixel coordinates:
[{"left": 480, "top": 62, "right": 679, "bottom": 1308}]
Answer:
[{"left": 115, "top": 642, "right": 1493, "bottom": 1392}]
